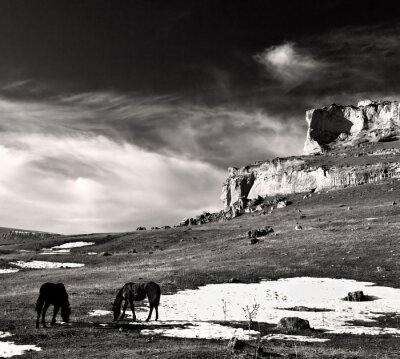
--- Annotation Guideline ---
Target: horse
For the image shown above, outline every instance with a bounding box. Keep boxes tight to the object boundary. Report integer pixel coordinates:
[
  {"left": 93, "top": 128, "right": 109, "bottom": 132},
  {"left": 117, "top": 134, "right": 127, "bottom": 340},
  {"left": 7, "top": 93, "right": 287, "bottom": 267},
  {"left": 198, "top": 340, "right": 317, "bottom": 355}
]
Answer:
[
  {"left": 112, "top": 282, "right": 161, "bottom": 322},
  {"left": 35, "top": 282, "right": 71, "bottom": 328}
]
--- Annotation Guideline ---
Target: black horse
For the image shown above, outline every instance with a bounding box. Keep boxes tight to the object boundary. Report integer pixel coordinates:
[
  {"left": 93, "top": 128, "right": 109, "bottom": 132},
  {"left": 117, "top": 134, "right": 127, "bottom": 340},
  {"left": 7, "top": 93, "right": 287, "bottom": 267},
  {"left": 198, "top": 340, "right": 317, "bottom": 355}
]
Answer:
[
  {"left": 112, "top": 282, "right": 161, "bottom": 322},
  {"left": 35, "top": 282, "right": 71, "bottom": 328}
]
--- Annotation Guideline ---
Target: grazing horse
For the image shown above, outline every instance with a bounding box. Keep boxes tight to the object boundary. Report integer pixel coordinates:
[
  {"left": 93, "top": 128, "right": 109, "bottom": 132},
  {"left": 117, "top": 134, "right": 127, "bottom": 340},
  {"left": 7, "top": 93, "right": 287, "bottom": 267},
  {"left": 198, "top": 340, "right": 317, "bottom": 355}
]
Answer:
[
  {"left": 112, "top": 282, "right": 161, "bottom": 322},
  {"left": 35, "top": 283, "right": 71, "bottom": 328}
]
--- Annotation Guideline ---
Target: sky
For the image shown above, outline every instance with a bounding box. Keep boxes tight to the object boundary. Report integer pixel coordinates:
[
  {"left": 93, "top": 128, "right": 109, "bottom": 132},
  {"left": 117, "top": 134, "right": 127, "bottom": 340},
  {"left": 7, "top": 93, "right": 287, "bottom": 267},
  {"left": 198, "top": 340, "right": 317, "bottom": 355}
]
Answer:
[{"left": 0, "top": 0, "right": 399, "bottom": 234}]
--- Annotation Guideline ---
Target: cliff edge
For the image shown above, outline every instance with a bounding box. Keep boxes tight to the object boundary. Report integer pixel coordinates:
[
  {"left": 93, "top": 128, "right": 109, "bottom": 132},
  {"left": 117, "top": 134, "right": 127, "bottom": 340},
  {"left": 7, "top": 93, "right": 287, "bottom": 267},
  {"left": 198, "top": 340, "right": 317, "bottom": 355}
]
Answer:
[
  {"left": 304, "top": 100, "right": 400, "bottom": 155},
  {"left": 221, "top": 100, "right": 400, "bottom": 209}
]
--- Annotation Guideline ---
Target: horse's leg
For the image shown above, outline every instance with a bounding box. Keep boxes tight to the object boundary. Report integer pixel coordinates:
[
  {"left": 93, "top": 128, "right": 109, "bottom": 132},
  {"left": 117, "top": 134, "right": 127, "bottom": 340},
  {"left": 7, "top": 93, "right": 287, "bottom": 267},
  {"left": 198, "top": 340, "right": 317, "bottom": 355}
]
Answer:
[
  {"left": 36, "top": 303, "right": 43, "bottom": 329},
  {"left": 41, "top": 302, "right": 50, "bottom": 328},
  {"left": 119, "top": 300, "right": 128, "bottom": 320},
  {"left": 128, "top": 298, "right": 136, "bottom": 321},
  {"left": 155, "top": 305, "right": 159, "bottom": 321},
  {"left": 51, "top": 305, "right": 60, "bottom": 326},
  {"left": 146, "top": 305, "right": 154, "bottom": 322}
]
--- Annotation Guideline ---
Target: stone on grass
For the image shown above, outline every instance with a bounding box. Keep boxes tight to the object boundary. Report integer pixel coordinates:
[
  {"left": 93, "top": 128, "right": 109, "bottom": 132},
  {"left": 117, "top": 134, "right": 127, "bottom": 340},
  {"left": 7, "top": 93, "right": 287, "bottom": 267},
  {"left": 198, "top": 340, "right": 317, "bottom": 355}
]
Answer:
[
  {"left": 227, "top": 337, "right": 265, "bottom": 356},
  {"left": 247, "top": 226, "right": 274, "bottom": 239},
  {"left": 249, "top": 237, "right": 259, "bottom": 245},
  {"left": 295, "top": 225, "right": 302, "bottom": 230},
  {"left": 344, "top": 291, "right": 366, "bottom": 301},
  {"left": 277, "top": 317, "right": 311, "bottom": 331},
  {"left": 228, "top": 277, "right": 241, "bottom": 283}
]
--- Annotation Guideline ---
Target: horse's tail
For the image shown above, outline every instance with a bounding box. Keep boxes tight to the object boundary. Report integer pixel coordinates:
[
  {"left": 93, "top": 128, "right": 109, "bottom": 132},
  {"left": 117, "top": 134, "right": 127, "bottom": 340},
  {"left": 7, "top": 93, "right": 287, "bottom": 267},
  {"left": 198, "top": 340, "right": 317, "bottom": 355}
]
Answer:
[
  {"left": 35, "top": 292, "right": 44, "bottom": 313},
  {"left": 146, "top": 282, "right": 161, "bottom": 306}
]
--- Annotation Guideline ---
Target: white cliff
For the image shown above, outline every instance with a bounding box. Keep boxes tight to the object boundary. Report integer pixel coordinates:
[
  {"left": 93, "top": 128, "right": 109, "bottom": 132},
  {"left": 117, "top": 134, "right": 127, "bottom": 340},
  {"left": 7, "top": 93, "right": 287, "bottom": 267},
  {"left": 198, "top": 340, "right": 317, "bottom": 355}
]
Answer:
[
  {"left": 304, "top": 100, "right": 400, "bottom": 155},
  {"left": 220, "top": 100, "right": 400, "bottom": 209}
]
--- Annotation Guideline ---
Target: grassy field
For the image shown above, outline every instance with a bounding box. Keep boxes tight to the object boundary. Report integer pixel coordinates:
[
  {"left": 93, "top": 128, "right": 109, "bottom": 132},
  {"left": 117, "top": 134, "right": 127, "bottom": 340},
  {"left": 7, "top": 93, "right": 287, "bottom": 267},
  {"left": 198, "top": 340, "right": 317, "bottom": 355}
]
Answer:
[{"left": 2, "top": 177, "right": 400, "bottom": 358}]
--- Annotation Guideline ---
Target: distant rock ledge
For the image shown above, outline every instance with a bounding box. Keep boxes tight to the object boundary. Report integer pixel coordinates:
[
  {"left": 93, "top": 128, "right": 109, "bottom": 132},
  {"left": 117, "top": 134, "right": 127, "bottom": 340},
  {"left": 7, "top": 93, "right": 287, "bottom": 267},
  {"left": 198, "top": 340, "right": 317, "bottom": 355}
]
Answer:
[
  {"left": 221, "top": 100, "right": 400, "bottom": 209},
  {"left": 304, "top": 100, "right": 400, "bottom": 155}
]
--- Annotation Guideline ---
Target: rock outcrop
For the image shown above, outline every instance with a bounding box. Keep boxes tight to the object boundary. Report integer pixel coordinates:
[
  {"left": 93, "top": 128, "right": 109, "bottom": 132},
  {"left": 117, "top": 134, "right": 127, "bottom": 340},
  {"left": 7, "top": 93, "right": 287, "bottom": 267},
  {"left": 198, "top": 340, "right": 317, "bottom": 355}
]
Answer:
[
  {"left": 304, "top": 100, "right": 400, "bottom": 155},
  {"left": 221, "top": 157, "right": 400, "bottom": 208},
  {"left": 220, "top": 100, "right": 400, "bottom": 209}
]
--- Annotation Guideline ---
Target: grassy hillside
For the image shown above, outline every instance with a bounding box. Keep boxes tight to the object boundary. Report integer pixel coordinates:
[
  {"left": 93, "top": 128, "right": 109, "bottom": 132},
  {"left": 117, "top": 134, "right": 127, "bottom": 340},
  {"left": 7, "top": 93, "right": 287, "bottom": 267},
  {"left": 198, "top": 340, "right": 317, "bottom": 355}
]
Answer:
[{"left": 1, "top": 177, "right": 400, "bottom": 358}]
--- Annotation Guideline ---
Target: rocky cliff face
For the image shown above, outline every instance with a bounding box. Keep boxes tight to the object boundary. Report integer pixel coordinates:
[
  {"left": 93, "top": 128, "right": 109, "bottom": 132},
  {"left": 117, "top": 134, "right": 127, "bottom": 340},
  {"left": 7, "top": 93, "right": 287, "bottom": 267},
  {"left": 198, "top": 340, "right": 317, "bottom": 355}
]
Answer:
[
  {"left": 221, "top": 99, "right": 400, "bottom": 209},
  {"left": 304, "top": 100, "right": 400, "bottom": 155}
]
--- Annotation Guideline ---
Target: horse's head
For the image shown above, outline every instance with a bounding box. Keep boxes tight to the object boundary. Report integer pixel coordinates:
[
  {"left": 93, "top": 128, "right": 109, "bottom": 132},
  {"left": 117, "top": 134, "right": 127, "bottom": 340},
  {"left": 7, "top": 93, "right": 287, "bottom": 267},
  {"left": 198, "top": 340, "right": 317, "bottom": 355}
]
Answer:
[
  {"left": 112, "top": 303, "right": 120, "bottom": 321},
  {"left": 61, "top": 304, "right": 71, "bottom": 323}
]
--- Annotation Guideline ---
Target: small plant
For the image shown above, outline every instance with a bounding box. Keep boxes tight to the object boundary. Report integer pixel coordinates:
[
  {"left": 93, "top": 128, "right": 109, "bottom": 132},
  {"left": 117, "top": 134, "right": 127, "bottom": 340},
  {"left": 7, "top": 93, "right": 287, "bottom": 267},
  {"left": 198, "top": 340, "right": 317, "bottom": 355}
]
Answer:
[
  {"left": 221, "top": 299, "right": 227, "bottom": 321},
  {"left": 242, "top": 302, "right": 260, "bottom": 336}
]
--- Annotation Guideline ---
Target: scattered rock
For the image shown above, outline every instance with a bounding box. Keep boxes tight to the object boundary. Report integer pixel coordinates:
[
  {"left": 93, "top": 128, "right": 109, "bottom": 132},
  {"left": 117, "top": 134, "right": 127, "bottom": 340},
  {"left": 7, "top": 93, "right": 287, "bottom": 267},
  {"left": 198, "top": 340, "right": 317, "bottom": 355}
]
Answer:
[
  {"left": 344, "top": 291, "right": 366, "bottom": 301},
  {"left": 376, "top": 266, "right": 390, "bottom": 272},
  {"left": 295, "top": 225, "right": 302, "bottom": 230},
  {"left": 277, "top": 200, "right": 287, "bottom": 208},
  {"left": 226, "top": 337, "right": 266, "bottom": 356},
  {"left": 136, "top": 226, "right": 147, "bottom": 231},
  {"left": 228, "top": 277, "right": 241, "bottom": 283},
  {"left": 249, "top": 237, "right": 259, "bottom": 245},
  {"left": 248, "top": 226, "right": 274, "bottom": 239},
  {"left": 392, "top": 201, "right": 397, "bottom": 206},
  {"left": 347, "top": 207, "right": 352, "bottom": 211},
  {"left": 277, "top": 317, "right": 311, "bottom": 331},
  {"left": 101, "top": 252, "right": 112, "bottom": 256},
  {"left": 161, "top": 225, "right": 171, "bottom": 229}
]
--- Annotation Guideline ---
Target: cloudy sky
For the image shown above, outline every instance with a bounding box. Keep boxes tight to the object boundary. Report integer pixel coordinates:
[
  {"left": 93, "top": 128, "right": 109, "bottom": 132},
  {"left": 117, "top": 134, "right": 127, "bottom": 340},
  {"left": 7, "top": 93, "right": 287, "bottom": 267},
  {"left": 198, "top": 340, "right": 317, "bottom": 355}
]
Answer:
[{"left": 0, "top": 0, "right": 399, "bottom": 234}]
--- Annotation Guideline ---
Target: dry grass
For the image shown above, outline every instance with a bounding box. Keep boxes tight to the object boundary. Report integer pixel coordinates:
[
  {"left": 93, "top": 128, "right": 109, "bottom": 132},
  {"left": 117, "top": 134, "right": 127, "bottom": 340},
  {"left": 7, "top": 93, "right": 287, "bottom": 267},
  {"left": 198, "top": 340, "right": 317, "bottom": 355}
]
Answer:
[{"left": 2, "top": 177, "right": 400, "bottom": 357}]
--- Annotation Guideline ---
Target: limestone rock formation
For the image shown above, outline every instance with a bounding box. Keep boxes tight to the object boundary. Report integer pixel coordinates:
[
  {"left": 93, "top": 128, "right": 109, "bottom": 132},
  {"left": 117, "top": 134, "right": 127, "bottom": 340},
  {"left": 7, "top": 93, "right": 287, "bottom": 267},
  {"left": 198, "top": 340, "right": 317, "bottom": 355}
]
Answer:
[
  {"left": 220, "top": 100, "right": 400, "bottom": 209},
  {"left": 304, "top": 100, "right": 400, "bottom": 155}
]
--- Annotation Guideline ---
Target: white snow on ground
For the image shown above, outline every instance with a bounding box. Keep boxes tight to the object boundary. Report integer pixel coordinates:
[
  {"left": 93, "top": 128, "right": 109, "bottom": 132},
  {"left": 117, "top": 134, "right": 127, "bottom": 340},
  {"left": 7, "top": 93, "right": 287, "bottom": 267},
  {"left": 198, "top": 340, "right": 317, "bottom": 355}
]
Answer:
[
  {"left": 87, "top": 252, "right": 97, "bottom": 255},
  {"left": 41, "top": 241, "right": 95, "bottom": 254},
  {"left": 11, "top": 260, "right": 84, "bottom": 269},
  {"left": 90, "top": 277, "right": 400, "bottom": 341},
  {"left": 142, "top": 277, "right": 400, "bottom": 338},
  {"left": 40, "top": 249, "right": 70, "bottom": 255},
  {"left": 0, "top": 342, "right": 42, "bottom": 357},
  {"left": 141, "top": 322, "right": 258, "bottom": 340},
  {"left": 0, "top": 332, "right": 41, "bottom": 357},
  {"left": 50, "top": 241, "right": 95, "bottom": 249},
  {"left": 88, "top": 310, "right": 112, "bottom": 316},
  {"left": 262, "top": 334, "right": 329, "bottom": 342},
  {"left": 0, "top": 269, "right": 19, "bottom": 274}
]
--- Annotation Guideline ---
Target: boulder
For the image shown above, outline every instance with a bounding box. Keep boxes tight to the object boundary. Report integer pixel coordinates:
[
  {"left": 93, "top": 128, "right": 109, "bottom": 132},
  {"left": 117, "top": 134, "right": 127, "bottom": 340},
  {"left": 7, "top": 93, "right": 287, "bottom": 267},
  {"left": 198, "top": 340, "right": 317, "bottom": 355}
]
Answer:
[
  {"left": 277, "top": 317, "right": 311, "bottom": 331},
  {"left": 248, "top": 226, "right": 274, "bottom": 239},
  {"left": 136, "top": 226, "right": 147, "bottom": 231},
  {"left": 277, "top": 200, "right": 287, "bottom": 208},
  {"left": 228, "top": 277, "right": 241, "bottom": 283},
  {"left": 226, "top": 337, "right": 266, "bottom": 356},
  {"left": 344, "top": 291, "right": 366, "bottom": 301}
]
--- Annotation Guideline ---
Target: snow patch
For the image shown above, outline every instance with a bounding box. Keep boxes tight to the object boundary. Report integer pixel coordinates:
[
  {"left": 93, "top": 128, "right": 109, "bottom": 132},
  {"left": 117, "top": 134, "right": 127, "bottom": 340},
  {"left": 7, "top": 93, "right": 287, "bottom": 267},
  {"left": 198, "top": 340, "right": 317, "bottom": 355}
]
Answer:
[
  {"left": 141, "top": 321, "right": 258, "bottom": 340},
  {"left": 262, "top": 334, "right": 329, "bottom": 342},
  {"left": 50, "top": 241, "right": 95, "bottom": 249},
  {"left": 0, "top": 341, "right": 42, "bottom": 357},
  {"left": 40, "top": 241, "right": 95, "bottom": 254},
  {"left": 0, "top": 332, "right": 41, "bottom": 357},
  {"left": 11, "top": 260, "right": 84, "bottom": 269},
  {"left": 154, "top": 277, "right": 400, "bottom": 336},
  {"left": 88, "top": 310, "right": 112, "bottom": 317},
  {"left": 0, "top": 269, "right": 19, "bottom": 274}
]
